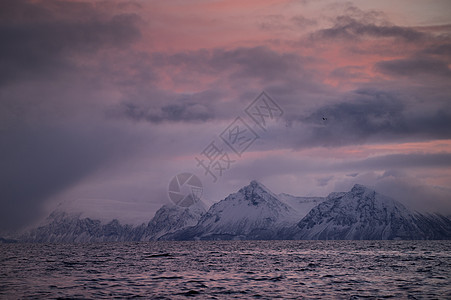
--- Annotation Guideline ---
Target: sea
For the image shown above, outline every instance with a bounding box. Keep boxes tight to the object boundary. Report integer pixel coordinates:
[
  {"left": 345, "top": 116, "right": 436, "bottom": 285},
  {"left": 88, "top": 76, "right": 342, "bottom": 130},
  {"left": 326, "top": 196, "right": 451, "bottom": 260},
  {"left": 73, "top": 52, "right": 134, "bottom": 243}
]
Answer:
[{"left": 1, "top": 240, "right": 450, "bottom": 299}]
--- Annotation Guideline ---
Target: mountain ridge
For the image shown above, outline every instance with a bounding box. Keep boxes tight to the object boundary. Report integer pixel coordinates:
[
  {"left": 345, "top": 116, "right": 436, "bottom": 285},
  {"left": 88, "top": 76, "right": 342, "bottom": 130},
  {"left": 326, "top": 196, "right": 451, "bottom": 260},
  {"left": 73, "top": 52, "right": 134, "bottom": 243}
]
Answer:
[
  {"left": 292, "top": 184, "right": 451, "bottom": 240},
  {"left": 162, "top": 180, "right": 299, "bottom": 240},
  {"left": 11, "top": 182, "right": 451, "bottom": 242}
]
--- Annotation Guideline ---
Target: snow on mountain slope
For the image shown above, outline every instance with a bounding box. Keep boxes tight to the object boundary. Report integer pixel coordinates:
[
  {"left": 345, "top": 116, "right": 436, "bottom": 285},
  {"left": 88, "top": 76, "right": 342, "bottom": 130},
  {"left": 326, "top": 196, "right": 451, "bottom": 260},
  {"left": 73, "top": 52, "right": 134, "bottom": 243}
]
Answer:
[
  {"left": 165, "top": 181, "right": 299, "bottom": 240},
  {"left": 21, "top": 211, "right": 142, "bottom": 243},
  {"left": 412, "top": 213, "right": 451, "bottom": 239},
  {"left": 293, "top": 184, "right": 451, "bottom": 240},
  {"left": 17, "top": 182, "right": 451, "bottom": 242},
  {"left": 21, "top": 201, "right": 207, "bottom": 243},
  {"left": 143, "top": 201, "right": 207, "bottom": 240}
]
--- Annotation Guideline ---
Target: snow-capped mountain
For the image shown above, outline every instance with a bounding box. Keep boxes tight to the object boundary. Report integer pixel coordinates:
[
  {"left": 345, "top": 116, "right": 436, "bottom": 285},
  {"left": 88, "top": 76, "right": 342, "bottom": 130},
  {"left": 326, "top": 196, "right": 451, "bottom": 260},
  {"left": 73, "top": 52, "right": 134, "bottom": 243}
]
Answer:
[
  {"left": 141, "top": 201, "right": 207, "bottom": 240},
  {"left": 164, "top": 180, "right": 299, "bottom": 240},
  {"left": 21, "top": 211, "right": 141, "bottom": 243},
  {"left": 15, "top": 182, "right": 451, "bottom": 242},
  {"left": 292, "top": 184, "right": 451, "bottom": 240},
  {"left": 21, "top": 202, "right": 207, "bottom": 243}
]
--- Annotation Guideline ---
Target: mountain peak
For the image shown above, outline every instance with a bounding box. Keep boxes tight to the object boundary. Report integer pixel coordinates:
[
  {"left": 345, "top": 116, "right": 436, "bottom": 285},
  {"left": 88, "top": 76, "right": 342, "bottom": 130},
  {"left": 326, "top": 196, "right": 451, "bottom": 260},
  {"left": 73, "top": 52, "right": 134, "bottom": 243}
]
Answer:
[
  {"left": 245, "top": 180, "right": 272, "bottom": 193},
  {"left": 249, "top": 180, "right": 265, "bottom": 188},
  {"left": 165, "top": 180, "right": 299, "bottom": 240},
  {"left": 351, "top": 183, "right": 370, "bottom": 191},
  {"left": 350, "top": 184, "right": 376, "bottom": 195},
  {"left": 295, "top": 184, "right": 425, "bottom": 240},
  {"left": 239, "top": 180, "right": 276, "bottom": 205}
]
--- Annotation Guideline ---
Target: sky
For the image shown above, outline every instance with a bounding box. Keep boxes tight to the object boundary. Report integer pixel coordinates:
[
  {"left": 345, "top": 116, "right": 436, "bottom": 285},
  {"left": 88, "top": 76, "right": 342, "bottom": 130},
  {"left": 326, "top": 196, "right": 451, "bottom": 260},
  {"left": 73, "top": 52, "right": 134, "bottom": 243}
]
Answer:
[{"left": 1, "top": 0, "right": 451, "bottom": 232}]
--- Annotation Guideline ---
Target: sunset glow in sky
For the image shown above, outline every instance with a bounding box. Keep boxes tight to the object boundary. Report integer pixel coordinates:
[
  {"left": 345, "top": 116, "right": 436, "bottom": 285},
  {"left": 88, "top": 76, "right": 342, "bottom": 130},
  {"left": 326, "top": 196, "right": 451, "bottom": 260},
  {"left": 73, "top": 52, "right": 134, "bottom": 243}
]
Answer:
[{"left": 1, "top": 0, "right": 451, "bottom": 231}]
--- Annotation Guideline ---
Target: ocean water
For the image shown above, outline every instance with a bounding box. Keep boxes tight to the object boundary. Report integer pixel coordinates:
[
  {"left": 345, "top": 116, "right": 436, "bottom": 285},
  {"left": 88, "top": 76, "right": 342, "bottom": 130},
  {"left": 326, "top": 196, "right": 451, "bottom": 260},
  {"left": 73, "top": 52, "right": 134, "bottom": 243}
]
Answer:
[{"left": 0, "top": 241, "right": 450, "bottom": 299}]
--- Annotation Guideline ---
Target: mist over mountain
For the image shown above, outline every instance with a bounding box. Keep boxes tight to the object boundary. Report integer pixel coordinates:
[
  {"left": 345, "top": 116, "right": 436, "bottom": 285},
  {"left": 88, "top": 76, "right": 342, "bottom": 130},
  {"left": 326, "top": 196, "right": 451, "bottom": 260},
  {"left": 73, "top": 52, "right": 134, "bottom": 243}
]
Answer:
[
  {"left": 20, "top": 202, "right": 207, "bottom": 243},
  {"left": 9, "top": 181, "right": 451, "bottom": 243}
]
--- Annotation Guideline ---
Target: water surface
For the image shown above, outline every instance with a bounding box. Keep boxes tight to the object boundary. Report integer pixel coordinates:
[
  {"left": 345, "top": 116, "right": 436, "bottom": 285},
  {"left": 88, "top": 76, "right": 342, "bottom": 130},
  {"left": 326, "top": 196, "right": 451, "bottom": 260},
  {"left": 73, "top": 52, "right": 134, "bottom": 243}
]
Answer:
[{"left": 1, "top": 240, "right": 450, "bottom": 299}]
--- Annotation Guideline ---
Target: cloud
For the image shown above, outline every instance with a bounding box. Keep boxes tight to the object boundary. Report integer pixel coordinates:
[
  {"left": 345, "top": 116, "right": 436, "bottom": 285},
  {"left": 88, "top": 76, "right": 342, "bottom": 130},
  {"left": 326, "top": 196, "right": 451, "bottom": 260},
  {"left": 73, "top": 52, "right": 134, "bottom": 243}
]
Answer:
[
  {"left": 291, "top": 15, "right": 317, "bottom": 28},
  {"left": 375, "top": 56, "right": 451, "bottom": 77},
  {"left": 312, "top": 16, "right": 426, "bottom": 42},
  {"left": 112, "top": 46, "right": 318, "bottom": 124},
  {"left": 423, "top": 43, "right": 451, "bottom": 57},
  {"left": 316, "top": 175, "right": 334, "bottom": 187},
  {"left": 344, "top": 153, "right": 451, "bottom": 170},
  {"left": 335, "top": 170, "right": 451, "bottom": 215},
  {"left": 0, "top": 0, "right": 145, "bottom": 232},
  {"left": 285, "top": 89, "right": 451, "bottom": 147},
  {"left": 121, "top": 101, "right": 213, "bottom": 123},
  {"left": 158, "top": 46, "right": 306, "bottom": 84},
  {"left": 374, "top": 171, "right": 451, "bottom": 214},
  {"left": 0, "top": 121, "right": 141, "bottom": 232},
  {"left": 0, "top": 0, "right": 141, "bottom": 85},
  {"left": 1, "top": 0, "right": 450, "bottom": 233},
  {"left": 330, "top": 66, "right": 369, "bottom": 80}
]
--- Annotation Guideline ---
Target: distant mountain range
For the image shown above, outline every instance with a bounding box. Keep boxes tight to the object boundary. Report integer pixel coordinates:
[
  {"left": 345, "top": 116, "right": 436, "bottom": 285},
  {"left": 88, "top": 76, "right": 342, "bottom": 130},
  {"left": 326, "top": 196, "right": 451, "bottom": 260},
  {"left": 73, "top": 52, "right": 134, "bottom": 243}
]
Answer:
[{"left": 5, "top": 181, "right": 451, "bottom": 243}]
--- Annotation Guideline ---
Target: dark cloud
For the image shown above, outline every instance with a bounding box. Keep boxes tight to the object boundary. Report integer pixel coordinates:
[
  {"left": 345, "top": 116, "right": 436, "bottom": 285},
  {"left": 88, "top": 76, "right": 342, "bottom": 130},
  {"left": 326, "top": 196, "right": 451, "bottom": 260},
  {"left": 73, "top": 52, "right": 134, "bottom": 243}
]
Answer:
[
  {"left": 287, "top": 89, "right": 451, "bottom": 147},
  {"left": 316, "top": 176, "right": 334, "bottom": 187},
  {"left": 312, "top": 16, "right": 426, "bottom": 42},
  {"left": 344, "top": 153, "right": 451, "bottom": 170},
  {"left": 121, "top": 101, "right": 213, "bottom": 124},
  {"left": 213, "top": 47, "right": 305, "bottom": 82},
  {"left": 152, "top": 46, "right": 308, "bottom": 85},
  {"left": 295, "top": 90, "right": 405, "bottom": 146},
  {"left": 114, "top": 46, "right": 317, "bottom": 124},
  {"left": 291, "top": 15, "right": 317, "bottom": 28},
  {"left": 375, "top": 57, "right": 451, "bottom": 77},
  {"left": 0, "top": 0, "right": 141, "bottom": 85},
  {"left": 0, "top": 122, "right": 141, "bottom": 232},
  {"left": 258, "top": 14, "right": 317, "bottom": 31},
  {"left": 110, "top": 88, "right": 234, "bottom": 124},
  {"left": 423, "top": 43, "right": 451, "bottom": 57},
  {"left": 0, "top": 0, "right": 144, "bottom": 232}
]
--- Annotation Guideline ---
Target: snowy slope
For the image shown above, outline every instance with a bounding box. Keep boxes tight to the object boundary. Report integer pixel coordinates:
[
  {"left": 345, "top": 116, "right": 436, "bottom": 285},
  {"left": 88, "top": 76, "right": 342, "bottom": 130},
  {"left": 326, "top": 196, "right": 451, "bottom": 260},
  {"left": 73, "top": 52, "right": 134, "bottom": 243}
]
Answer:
[
  {"left": 165, "top": 181, "right": 299, "bottom": 240},
  {"left": 142, "top": 201, "right": 207, "bottom": 240},
  {"left": 21, "top": 211, "right": 142, "bottom": 243},
  {"left": 18, "top": 182, "right": 451, "bottom": 242},
  {"left": 22, "top": 201, "right": 207, "bottom": 243},
  {"left": 293, "top": 184, "right": 451, "bottom": 240}
]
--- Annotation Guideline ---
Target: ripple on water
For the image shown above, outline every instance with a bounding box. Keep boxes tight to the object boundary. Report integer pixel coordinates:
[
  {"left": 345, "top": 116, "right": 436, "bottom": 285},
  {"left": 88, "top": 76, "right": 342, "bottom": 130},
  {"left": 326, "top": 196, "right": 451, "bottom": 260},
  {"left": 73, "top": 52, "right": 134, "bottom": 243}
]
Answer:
[{"left": 0, "top": 240, "right": 450, "bottom": 299}]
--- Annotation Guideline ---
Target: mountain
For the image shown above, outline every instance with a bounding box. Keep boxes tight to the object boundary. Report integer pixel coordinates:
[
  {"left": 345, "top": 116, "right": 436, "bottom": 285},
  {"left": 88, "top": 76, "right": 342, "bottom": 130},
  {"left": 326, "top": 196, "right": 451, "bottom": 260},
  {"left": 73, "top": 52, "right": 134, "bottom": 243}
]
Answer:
[
  {"left": 17, "top": 182, "right": 451, "bottom": 242},
  {"left": 163, "top": 181, "right": 299, "bottom": 240},
  {"left": 292, "top": 184, "right": 451, "bottom": 240},
  {"left": 21, "top": 202, "right": 207, "bottom": 243},
  {"left": 141, "top": 201, "right": 207, "bottom": 240},
  {"left": 21, "top": 211, "right": 141, "bottom": 243}
]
